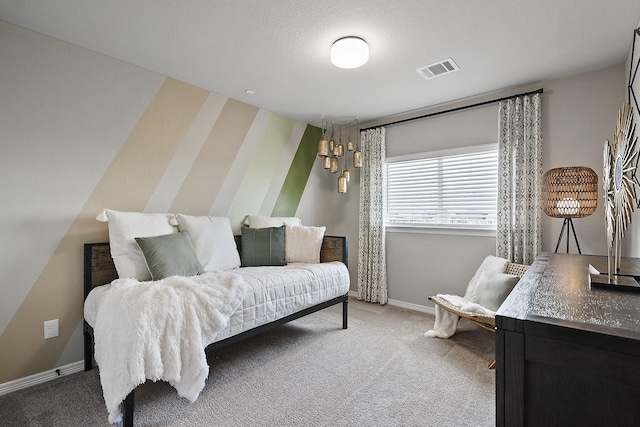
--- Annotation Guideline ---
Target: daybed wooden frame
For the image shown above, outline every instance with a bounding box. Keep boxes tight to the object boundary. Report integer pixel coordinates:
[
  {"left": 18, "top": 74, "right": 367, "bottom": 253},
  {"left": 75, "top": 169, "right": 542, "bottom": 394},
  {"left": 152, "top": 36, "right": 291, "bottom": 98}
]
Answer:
[{"left": 83, "top": 235, "right": 349, "bottom": 427}]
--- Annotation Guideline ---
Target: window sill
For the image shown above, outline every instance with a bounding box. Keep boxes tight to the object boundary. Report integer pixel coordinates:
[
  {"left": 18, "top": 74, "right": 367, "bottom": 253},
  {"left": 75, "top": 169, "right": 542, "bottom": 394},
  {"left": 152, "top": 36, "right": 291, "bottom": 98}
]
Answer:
[{"left": 386, "top": 225, "right": 496, "bottom": 237}]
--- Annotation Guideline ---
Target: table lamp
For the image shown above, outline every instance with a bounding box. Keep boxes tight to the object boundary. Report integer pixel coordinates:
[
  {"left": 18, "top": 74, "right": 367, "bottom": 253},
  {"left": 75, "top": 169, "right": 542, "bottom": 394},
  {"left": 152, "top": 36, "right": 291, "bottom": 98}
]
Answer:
[{"left": 542, "top": 166, "right": 598, "bottom": 254}]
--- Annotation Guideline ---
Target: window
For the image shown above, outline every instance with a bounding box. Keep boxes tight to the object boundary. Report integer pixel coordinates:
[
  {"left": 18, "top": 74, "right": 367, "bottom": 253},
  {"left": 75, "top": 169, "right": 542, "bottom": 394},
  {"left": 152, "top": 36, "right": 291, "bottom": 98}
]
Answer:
[{"left": 385, "top": 143, "right": 498, "bottom": 230}]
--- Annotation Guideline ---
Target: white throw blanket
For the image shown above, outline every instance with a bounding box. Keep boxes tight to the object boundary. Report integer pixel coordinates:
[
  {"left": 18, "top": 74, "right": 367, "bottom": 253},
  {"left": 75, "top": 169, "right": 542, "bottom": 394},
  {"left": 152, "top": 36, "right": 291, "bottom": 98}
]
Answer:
[
  {"left": 424, "top": 294, "right": 496, "bottom": 339},
  {"left": 93, "top": 271, "right": 249, "bottom": 423}
]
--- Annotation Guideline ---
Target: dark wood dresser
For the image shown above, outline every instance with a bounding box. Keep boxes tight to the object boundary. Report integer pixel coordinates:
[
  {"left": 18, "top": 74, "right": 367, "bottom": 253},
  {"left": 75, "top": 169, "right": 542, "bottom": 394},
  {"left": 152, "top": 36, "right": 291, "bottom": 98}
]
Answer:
[{"left": 495, "top": 252, "right": 640, "bottom": 427}]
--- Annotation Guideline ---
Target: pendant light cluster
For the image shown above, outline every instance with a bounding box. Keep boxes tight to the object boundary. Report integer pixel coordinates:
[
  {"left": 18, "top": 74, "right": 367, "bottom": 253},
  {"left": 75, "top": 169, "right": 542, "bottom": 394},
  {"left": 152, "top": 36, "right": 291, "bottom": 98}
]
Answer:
[{"left": 317, "top": 116, "right": 362, "bottom": 194}]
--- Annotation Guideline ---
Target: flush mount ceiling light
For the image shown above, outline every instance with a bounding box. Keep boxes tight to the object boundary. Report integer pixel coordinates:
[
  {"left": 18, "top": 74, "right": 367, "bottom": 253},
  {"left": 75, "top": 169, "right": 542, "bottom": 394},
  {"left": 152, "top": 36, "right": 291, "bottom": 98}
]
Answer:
[{"left": 331, "top": 37, "right": 369, "bottom": 69}]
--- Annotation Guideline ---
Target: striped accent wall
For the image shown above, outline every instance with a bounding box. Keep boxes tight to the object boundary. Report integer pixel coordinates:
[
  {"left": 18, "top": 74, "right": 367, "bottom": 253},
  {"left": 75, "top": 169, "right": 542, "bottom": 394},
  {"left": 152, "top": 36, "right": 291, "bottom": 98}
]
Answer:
[{"left": 0, "top": 76, "right": 321, "bottom": 384}]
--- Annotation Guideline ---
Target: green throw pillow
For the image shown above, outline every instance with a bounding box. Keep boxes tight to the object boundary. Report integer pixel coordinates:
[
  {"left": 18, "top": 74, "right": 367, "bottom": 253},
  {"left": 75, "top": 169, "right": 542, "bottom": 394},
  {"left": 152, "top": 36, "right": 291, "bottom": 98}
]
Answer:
[
  {"left": 240, "top": 226, "right": 286, "bottom": 267},
  {"left": 135, "top": 231, "right": 204, "bottom": 281}
]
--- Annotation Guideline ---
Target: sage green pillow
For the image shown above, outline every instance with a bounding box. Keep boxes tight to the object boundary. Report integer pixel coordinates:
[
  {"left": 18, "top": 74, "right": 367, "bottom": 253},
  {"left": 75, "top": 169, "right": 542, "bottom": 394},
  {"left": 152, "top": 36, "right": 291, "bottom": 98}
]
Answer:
[
  {"left": 135, "top": 232, "right": 204, "bottom": 281},
  {"left": 240, "top": 226, "right": 286, "bottom": 267}
]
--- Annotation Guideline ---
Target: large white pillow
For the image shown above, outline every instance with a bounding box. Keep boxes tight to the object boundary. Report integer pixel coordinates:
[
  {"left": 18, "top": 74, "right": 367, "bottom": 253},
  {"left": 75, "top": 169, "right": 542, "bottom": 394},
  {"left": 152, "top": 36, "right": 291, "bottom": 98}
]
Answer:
[
  {"left": 96, "top": 209, "right": 177, "bottom": 280},
  {"left": 244, "top": 215, "right": 302, "bottom": 229},
  {"left": 463, "top": 255, "right": 510, "bottom": 301},
  {"left": 174, "top": 214, "right": 241, "bottom": 271},
  {"left": 285, "top": 225, "right": 326, "bottom": 263}
]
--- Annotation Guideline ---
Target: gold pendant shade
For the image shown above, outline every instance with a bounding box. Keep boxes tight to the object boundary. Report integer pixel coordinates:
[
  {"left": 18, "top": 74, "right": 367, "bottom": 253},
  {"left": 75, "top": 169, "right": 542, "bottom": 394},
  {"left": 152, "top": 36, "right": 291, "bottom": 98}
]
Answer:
[
  {"left": 322, "top": 155, "right": 331, "bottom": 169},
  {"left": 317, "top": 136, "right": 329, "bottom": 157},
  {"left": 329, "top": 156, "right": 338, "bottom": 173}
]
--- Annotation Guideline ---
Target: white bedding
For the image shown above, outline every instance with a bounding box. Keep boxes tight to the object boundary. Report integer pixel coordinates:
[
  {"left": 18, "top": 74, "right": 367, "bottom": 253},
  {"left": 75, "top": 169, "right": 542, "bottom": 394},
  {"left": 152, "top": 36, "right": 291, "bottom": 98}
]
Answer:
[
  {"left": 90, "top": 271, "right": 249, "bottom": 423},
  {"left": 84, "top": 261, "right": 349, "bottom": 423},
  {"left": 85, "top": 262, "right": 350, "bottom": 336},
  {"left": 213, "top": 262, "right": 350, "bottom": 340}
]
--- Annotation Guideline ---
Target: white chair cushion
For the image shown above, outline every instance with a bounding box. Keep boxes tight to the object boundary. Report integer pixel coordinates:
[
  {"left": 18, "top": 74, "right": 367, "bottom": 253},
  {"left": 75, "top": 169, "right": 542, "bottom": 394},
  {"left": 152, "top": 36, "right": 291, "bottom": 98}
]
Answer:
[
  {"left": 473, "top": 271, "right": 520, "bottom": 311},
  {"left": 463, "top": 255, "right": 510, "bottom": 301}
]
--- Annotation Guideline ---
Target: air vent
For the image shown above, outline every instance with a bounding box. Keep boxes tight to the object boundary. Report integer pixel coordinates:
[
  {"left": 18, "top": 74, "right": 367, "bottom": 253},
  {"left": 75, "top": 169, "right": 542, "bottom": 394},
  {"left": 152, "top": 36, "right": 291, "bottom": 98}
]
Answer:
[{"left": 416, "top": 58, "right": 459, "bottom": 80}]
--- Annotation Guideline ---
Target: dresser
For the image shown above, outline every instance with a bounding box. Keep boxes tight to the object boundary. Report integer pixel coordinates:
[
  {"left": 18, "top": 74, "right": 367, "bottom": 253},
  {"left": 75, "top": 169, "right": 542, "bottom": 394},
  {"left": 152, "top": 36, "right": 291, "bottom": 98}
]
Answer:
[{"left": 495, "top": 252, "right": 640, "bottom": 426}]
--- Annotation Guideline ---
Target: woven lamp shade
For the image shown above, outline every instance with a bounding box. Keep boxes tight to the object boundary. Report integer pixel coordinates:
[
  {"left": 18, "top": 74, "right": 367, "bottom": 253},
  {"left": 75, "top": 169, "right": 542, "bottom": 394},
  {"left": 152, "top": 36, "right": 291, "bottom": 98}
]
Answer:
[{"left": 542, "top": 166, "right": 598, "bottom": 218}]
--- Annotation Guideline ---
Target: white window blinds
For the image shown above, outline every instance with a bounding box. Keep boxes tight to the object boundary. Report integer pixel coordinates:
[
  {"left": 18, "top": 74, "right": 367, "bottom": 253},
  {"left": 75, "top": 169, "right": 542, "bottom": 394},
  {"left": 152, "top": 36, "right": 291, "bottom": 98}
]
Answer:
[{"left": 385, "top": 143, "right": 498, "bottom": 229}]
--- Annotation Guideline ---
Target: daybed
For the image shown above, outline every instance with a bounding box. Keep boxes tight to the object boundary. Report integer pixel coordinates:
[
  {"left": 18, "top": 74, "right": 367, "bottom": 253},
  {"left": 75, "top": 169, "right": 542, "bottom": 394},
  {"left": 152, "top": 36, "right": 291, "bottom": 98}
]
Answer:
[{"left": 83, "top": 211, "right": 350, "bottom": 426}]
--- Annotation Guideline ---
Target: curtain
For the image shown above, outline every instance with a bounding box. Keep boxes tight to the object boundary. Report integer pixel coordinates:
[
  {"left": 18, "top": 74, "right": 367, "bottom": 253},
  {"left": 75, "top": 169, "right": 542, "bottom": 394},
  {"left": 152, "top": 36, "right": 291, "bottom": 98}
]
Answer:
[
  {"left": 496, "top": 94, "right": 543, "bottom": 265},
  {"left": 358, "top": 127, "right": 388, "bottom": 304}
]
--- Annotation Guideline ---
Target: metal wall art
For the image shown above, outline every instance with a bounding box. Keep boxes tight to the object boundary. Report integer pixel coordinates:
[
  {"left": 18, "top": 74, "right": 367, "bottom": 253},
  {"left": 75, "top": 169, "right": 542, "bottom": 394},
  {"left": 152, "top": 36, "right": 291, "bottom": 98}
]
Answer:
[
  {"left": 628, "top": 28, "right": 640, "bottom": 120},
  {"left": 604, "top": 103, "right": 638, "bottom": 273},
  {"left": 591, "top": 102, "right": 640, "bottom": 290}
]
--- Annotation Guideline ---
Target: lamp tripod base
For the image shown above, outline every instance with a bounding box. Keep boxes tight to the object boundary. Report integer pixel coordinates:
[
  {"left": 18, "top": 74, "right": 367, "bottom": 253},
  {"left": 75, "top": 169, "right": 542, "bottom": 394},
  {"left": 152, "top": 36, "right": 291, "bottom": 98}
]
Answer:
[{"left": 554, "top": 217, "right": 581, "bottom": 254}]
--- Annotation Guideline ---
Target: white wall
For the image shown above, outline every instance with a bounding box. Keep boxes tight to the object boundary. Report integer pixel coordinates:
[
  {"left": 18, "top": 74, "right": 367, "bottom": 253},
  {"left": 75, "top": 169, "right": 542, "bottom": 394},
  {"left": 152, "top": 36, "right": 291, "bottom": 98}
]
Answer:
[
  {"left": 0, "top": 21, "right": 164, "bottom": 336},
  {"left": 303, "top": 125, "right": 363, "bottom": 288},
  {"left": 0, "top": 20, "right": 327, "bottom": 384},
  {"left": 542, "top": 65, "right": 625, "bottom": 256},
  {"left": 386, "top": 104, "right": 498, "bottom": 157},
  {"left": 348, "top": 64, "right": 626, "bottom": 309},
  {"left": 383, "top": 104, "right": 499, "bottom": 302}
]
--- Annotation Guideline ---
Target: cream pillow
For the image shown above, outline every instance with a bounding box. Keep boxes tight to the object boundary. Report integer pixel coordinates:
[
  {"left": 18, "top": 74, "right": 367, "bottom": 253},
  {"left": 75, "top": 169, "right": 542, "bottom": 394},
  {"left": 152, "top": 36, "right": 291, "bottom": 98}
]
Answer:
[
  {"left": 174, "top": 214, "right": 241, "bottom": 271},
  {"left": 244, "top": 215, "right": 302, "bottom": 229},
  {"left": 285, "top": 225, "right": 326, "bottom": 263},
  {"left": 96, "top": 209, "right": 177, "bottom": 280}
]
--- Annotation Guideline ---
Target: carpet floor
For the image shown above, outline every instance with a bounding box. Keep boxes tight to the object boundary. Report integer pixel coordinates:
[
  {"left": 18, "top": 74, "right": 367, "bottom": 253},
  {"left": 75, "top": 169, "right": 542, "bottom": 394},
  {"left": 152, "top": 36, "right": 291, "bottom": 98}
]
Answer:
[{"left": 0, "top": 298, "right": 496, "bottom": 426}]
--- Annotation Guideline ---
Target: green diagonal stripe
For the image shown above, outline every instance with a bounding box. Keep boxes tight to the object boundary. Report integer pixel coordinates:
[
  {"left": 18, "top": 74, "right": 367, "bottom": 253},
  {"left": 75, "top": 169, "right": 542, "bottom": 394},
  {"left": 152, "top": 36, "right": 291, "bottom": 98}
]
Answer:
[{"left": 272, "top": 124, "right": 322, "bottom": 216}]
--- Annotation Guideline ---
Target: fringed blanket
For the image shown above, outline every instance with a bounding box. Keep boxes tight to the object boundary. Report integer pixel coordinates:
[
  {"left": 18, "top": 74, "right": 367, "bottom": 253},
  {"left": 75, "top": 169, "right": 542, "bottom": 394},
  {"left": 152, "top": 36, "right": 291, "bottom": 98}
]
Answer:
[{"left": 93, "top": 271, "right": 249, "bottom": 423}]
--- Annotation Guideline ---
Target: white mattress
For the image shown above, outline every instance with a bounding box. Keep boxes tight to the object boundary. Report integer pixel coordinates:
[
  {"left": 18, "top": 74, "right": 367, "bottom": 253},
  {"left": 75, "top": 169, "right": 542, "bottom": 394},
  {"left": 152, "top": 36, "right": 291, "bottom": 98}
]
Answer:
[{"left": 84, "top": 262, "right": 350, "bottom": 344}]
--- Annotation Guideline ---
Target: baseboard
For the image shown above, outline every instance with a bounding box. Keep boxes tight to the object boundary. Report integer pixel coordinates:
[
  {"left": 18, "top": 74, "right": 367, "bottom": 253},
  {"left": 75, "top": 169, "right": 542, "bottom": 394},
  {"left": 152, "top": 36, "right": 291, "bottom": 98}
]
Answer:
[
  {"left": 348, "top": 291, "right": 435, "bottom": 315},
  {"left": 386, "top": 298, "right": 435, "bottom": 315},
  {"left": 0, "top": 360, "right": 84, "bottom": 396}
]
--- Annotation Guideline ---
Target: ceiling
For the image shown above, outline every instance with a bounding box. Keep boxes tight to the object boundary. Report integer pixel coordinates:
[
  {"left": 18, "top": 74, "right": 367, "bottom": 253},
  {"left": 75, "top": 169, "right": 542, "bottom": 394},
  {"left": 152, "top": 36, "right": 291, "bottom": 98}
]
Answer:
[{"left": 2, "top": 1, "right": 640, "bottom": 127}]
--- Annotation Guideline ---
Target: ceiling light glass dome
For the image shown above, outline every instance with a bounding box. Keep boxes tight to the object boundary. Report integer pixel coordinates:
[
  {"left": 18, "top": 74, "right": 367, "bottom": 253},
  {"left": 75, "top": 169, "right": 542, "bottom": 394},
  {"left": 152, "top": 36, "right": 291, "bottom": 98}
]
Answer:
[{"left": 331, "top": 37, "right": 369, "bottom": 69}]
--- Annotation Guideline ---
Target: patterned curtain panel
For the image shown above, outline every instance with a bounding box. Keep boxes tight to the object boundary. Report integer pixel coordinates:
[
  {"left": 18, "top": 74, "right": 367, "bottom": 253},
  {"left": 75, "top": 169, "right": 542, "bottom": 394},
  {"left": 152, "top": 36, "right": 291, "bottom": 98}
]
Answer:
[
  {"left": 496, "top": 94, "right": 543, "bottom": 265},
  {"left": 358, "top": 127, "right": 388, "bottom": 304}
]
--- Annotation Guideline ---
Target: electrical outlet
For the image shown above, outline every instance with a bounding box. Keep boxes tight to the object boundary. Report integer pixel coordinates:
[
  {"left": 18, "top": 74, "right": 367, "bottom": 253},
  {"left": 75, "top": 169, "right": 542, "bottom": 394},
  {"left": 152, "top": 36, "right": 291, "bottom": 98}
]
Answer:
[{"left": 44, "top": 319, "right": 59, "bottom": 339}]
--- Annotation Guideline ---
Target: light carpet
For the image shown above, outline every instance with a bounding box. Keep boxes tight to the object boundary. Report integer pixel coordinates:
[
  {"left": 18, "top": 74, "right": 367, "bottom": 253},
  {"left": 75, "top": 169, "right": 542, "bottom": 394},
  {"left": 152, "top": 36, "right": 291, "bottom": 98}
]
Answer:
[{"left": 0, "top": 298, "right": 495, "bottom": 426}]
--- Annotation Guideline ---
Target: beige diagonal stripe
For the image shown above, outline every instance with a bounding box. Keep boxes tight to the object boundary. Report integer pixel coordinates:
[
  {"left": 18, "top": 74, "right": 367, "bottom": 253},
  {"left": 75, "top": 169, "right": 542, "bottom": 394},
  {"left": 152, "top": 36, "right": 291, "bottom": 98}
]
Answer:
[
  {"left": 169, "top": 99, "right": 259, "bottom": 214},
  {"left": 145, "top": 91, "right": 229, "bottom": 213},
  {"left": 0, "top": 78, "right": 208, "bottom": 382}
]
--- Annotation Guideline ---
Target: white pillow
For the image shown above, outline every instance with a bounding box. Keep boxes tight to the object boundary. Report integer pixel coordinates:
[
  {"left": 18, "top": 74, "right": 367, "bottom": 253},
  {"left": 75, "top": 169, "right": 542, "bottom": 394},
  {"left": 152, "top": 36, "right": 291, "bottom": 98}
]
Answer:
[
  {"left": 244, "top": 215, "right": 302, "bottom": 229},
  {"left": 285, "top": 225, "right": 326, "bottom": 263},
  {"left": 474, "top": 271, "right": 520, "bottom": 311},
  {"left": 97, "top": 209, "right": 177, "bottom": 280},
  {"left": 174, "top": 214, "right": 241, "bottom": 271},
  {"left": 463, "top": 255, "right": 510, "bottom": 301}
]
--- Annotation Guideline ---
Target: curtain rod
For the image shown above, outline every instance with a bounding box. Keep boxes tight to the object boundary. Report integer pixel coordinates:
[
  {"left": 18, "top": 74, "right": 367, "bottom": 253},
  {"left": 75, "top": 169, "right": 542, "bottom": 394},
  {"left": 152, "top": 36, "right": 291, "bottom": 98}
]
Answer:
[{"left": 360, "top": 88, "right": 544, "bottom": 131}]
